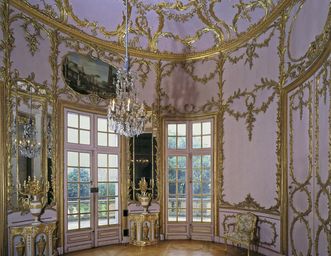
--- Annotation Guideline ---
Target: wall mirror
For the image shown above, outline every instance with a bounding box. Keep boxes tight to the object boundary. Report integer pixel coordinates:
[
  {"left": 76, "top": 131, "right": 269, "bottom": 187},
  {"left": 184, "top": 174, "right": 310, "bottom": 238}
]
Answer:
[
  {"left": 8, "top": 81, "right": 54, "bottom": 210},
  {"left": 128, "top": 113, "right": 158, "bottom": 202}
]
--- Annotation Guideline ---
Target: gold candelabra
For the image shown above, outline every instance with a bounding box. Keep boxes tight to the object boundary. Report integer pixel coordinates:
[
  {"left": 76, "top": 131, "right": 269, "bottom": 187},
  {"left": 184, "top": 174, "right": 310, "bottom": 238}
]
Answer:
[
  {"left": 18, "top": 176, "right": 49, "bottom": 197},
  {"left": 18, "top": 176, "right": 49, "bottom": 224}
]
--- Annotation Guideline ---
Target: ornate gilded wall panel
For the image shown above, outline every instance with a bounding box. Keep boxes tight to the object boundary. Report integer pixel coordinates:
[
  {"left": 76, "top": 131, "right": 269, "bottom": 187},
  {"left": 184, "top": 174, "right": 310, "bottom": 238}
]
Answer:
[{"left": 288, "top": 65, "right": 331, "bottom": 256}]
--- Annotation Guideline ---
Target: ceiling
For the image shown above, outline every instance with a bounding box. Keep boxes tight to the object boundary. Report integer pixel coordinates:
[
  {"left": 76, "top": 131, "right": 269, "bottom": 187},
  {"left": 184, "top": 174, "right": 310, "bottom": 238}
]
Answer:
[{"left": 14, "top": 0, "right": 292, "bottom": 60}]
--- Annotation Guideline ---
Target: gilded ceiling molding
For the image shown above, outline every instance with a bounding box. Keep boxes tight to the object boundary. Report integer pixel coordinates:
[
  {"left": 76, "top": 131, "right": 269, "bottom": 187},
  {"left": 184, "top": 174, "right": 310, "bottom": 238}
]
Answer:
[
  {"left": 285, "top": 40, "right": 331, "bottom": 93},
  {"left": 286, "top": 4, "right": 331, "bottom": 81},
  {"left": 11, "top": 0, "right": 292, "bottom": 61}
]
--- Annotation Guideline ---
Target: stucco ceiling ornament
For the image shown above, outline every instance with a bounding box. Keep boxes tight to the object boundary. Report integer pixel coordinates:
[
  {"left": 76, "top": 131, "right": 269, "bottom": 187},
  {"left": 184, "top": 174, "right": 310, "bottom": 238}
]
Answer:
[{"left": 107, "top": 0, "right": 147, "bottom": 137}]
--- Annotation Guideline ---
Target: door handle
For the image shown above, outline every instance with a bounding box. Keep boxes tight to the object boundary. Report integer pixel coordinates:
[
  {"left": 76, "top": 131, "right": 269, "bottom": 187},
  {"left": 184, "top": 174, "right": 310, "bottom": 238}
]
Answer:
[{"left": 90, "top": 187, "right": 99, "bottom": 193}]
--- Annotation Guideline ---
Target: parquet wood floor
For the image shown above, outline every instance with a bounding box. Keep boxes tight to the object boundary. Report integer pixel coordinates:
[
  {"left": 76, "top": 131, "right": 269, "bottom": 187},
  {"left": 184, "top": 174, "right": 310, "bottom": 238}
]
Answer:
[{"left": 64, "top": 240, "right": 263, "bottom": 256}]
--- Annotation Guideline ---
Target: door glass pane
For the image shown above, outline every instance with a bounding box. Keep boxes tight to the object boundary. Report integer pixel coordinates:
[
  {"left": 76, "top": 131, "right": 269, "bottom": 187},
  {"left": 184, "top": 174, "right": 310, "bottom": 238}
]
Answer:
[
  {"left": 98, "top": 183, "right": 107, "bottom": 197},
  {"left": 98, "top": 118, "right": 107, "bottom": 132},
  {"left": 68, "top": 151, "right": 79, "bottom": 166},
  {"left": 80, "top": 115, "right": 90, "bottom": 130},
  {"left": 80, "top": 168, "right": 90, "bottom": 182},
  {"left": 177, "top": 197, "right": 186, "bottom": 209},
  {"left": 202, "top": 135, "right": 211, "bottom": 148},
  {"left": 98, "top": 154, "right": 107, "bottom": 167},
  {"left": 80, "top": 184, "right": 90, "bottom": 198},
  {"left": 98, "top": 133, "right": 107, "bottom": 146},
  {"left": 68, "top": 215, "right": 79, "bottom": 230},
  {"left": 67, "top": 113, "right": 78, "bottom": 128},
  {"left": 68, "top": 128, "right": 78, "bottom": 143},
  {"left": 193, "top": 182, "right": 201, "bottom": 194},
  {"left": 98, "top": 199, "right": 107, "bottom": 211},
  {"left": 202, "top": 210, "right": 212, "bottom": 222},
  {"left": 177, "top": 136, "right": 186, "bottom": 149},
  {"left": 193, "top": 209, "right": 201, "bottom": 222},
  {"left": 68, "top": 201, "right": 78, "bottom": 214},
  {"left": 177, "top": 124, "right": 186, "bottom": 136},
  {"left": 80, "top": 130, "right": 90, "bottom": 145},
  {"left": 168, "top": 124, "right": 176, "bottom": 136},
  {"left": 168, "top": 198, "right": 176, "bottom": 208},
  {"left": 80, "top": 153, "right": 90, "bottom": 167},
  {"left": 192, "top": 136, "right": 201, "bottom": 148},
  {"left": 178, "top": 209, "right": 186, "bottom": 221},
  {"left": 109, "top": 169, "right": 118, "bottom": 181},
  {"left": 169, "top": 183, "right": 176, "bottom": 194},
  {"left": 168, "top": 168, "right": 176, "bottom": 181},
  {"left": 68, "top": 168, "right": 78, "bottom": 182},
  {"left": 178, "top": 169, "right": 186, "bottom": 181},
  {"left": 80, "top": 214, "right": 91, "bottom": 228},
  {"left": 80, "top": 200, "right": 90, "bottom": 213},
  {"left": 168, "top": 136, "right": 176, "bottom": 149},
  {"left": 109, "top": 155, "right": 118, "bottom": 167},
  {"left": 109, "top": 211, "right": 118, "bottom": 224},
  {"left": 168, "top": 209, "right": 176, "bottom": 221},
  {"left": 202, "top": 122, "right": 211, "bottom": 134},
  {"left": 108, "top": 133, "right": 118, "bottom": 147},
  {"left": 98, "top": 212, "right": 108, "bottom": 226},
  {"left": 98, "top": 169, "right": 107, "bottom": 182},
  {"left": 178, "top": 182, "right": 186, "bottom": 194},
  {"left": 177, "top": 156, "right": 186, "bottom": 168},
  {"left": 68, "top": 183, "right": 78, "bottom": 198},
  {"left": 192, "top": 123, "right": 201, "bottom": 135},
  {"left": 192, "top": 198, "right": 201, "bottom": 208}
]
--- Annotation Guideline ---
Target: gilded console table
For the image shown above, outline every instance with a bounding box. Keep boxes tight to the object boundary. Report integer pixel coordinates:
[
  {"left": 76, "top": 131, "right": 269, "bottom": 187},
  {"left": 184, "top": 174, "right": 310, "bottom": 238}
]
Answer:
[
  {"left": 128, "top": 212, "right": 159, "bottom": 246},
  {"left": 9, "top": 221, "right": 57, "bottom": 256}
]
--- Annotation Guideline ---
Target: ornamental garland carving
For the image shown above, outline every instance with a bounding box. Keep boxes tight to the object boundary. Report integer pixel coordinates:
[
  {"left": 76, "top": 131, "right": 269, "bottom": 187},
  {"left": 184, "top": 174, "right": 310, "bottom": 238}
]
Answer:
[{"left": 11, "top": 0, "right": 293, "bottom": 60}]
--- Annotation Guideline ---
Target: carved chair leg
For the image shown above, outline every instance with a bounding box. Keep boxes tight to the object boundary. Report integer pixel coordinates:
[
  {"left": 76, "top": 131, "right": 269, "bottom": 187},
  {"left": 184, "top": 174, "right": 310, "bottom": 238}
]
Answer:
[
  {"left": 224, "top": 238, "right": 227, "bottom": 252},
  {"left": 247, "top": 243, "right": 250, "bottom": 256}
]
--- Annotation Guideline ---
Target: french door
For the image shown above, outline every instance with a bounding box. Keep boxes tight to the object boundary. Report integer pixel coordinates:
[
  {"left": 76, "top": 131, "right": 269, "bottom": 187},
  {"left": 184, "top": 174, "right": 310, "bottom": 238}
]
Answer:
[
  {"left": 64, "top": 109, "right": 121, "bottom": 252},
  {"left": 165, "top": 119, "right": 214, "bottom": 241}
]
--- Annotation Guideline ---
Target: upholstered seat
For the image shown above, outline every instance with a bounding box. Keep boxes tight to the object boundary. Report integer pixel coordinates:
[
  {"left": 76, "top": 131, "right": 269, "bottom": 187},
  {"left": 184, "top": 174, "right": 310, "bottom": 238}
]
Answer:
[{"left": 223, "top": 212, "right": 257, "bottom": 256}]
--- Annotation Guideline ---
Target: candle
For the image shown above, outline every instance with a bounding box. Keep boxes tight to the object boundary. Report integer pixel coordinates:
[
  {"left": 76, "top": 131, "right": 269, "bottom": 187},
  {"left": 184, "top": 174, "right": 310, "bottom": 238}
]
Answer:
[
  {"left": 111, "top": 99, "right": 115, "bottom": 111},
  {"left": 127, "top": 99, "right": 131, "bottom": 112}
]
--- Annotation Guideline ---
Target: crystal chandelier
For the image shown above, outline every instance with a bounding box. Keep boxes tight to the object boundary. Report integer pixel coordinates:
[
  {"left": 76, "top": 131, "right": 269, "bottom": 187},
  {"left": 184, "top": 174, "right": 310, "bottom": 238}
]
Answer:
[
  {"left": 107, "top": 0, "right": 147, "bottom": 137},
  {"left": 18, "top": 87, "right": 41, "bottom": 158}
]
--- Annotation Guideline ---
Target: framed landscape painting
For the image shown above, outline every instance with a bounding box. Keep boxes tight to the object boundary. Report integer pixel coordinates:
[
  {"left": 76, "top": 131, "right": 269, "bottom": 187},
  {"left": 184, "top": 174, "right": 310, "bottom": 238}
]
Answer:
[{"left": 62, "top": 52, "right": 117, "bottom": 99}]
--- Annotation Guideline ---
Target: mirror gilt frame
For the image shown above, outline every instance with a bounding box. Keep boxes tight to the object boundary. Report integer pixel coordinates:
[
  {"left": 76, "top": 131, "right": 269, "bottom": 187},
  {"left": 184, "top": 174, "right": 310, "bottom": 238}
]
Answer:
[{"left": 7, "top": 79, "right": 56, "bottom": 211}]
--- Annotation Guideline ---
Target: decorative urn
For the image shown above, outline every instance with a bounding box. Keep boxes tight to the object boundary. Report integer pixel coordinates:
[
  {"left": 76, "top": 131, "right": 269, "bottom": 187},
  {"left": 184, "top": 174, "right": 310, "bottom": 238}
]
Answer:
[
  {"left": 18, "top": 176, "right": 49, "bottom": 225},
  {"left": 137, "top": 177, "right": 151, "bottom": 213}
]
